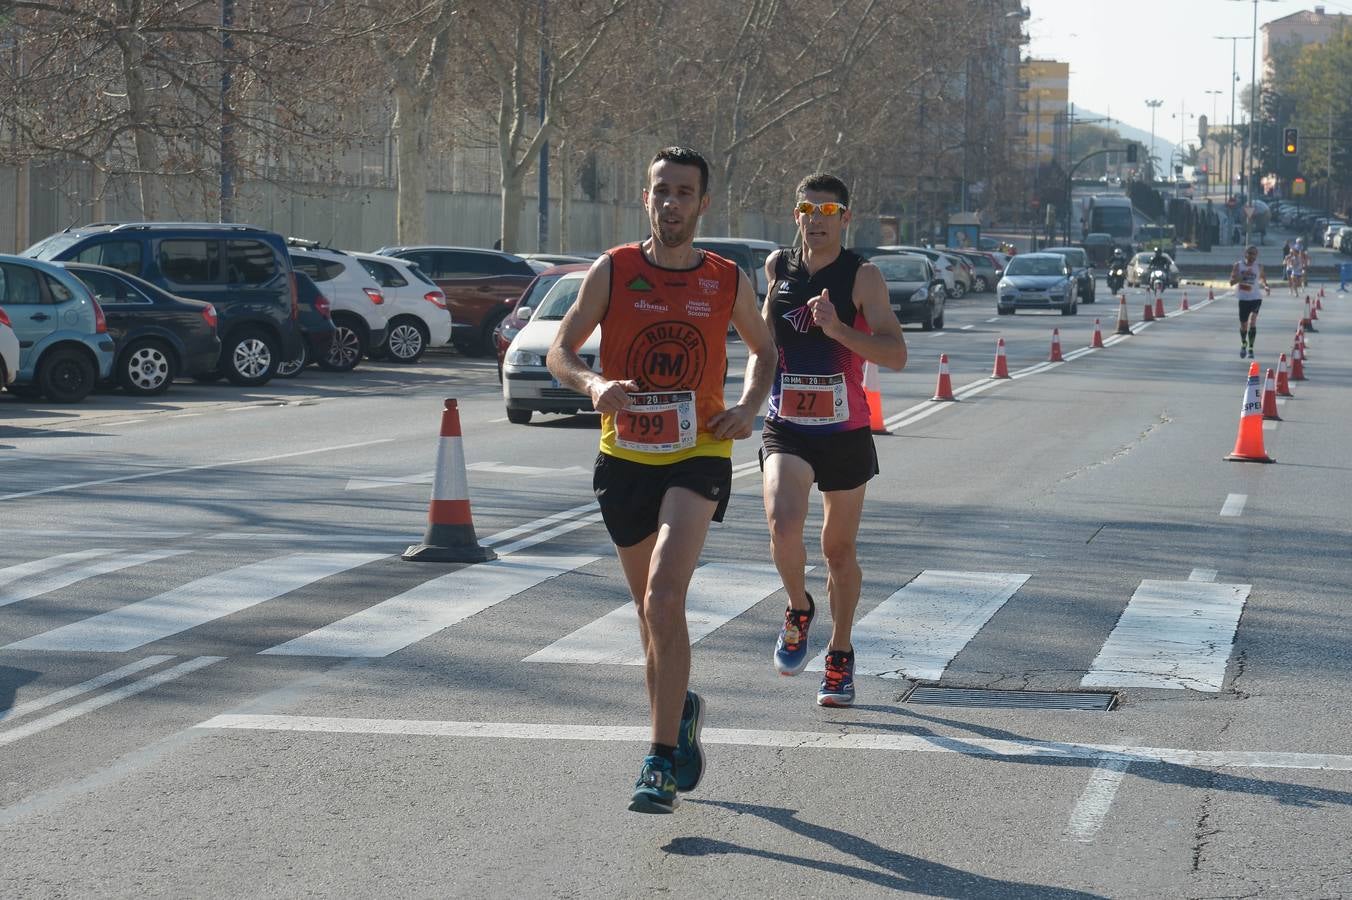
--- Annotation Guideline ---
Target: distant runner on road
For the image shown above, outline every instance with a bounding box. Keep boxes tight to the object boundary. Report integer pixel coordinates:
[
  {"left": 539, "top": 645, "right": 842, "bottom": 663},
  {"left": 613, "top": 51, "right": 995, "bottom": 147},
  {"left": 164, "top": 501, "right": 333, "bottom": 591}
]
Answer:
[{"left": 1229, "top": 245, "right": 1270, "bottom": 359}]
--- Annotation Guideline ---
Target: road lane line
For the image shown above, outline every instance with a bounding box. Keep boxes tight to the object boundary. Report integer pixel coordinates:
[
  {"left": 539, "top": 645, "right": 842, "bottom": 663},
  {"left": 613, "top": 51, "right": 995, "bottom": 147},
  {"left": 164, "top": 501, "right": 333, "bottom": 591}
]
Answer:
[
  {"left": 480, "top": 501, "right": 599, "bottom": 547},
  {"left": 806, "top": 570, "right": 1030, "bottom": 680},
  {"left": 92, "top": 419, "right": 145, "bottom": 427},
  {"left": 960, "top": 324, "right": 974, "bottom": 330},
  {"left": 525, "top": 563, "right": 801, "bottom": 665},
  {"left": 1081, "top": 580, "right": 1251, "bottom": 691},
  {"left": 0, "top": 657, "right": 223, "bottom": 747},
  {"left": 194, "top": 714, "right": 1352, "bottom": 771},
  {"left": 0, "top": 656, "right": 174, "bottom": 724},
  {"left": 493, "top": 514, "right": 605, "bottom": 555},
  {"left": 1220, "top": 493, "right": 1248, "bottom": 517},
  {"left": 0, "top": 549, "right": 191, "bottom": 608},
  {"left": 0, "top": 550, "right": 121, "bottom": 588},
  {"left": 261, "top": 553, "right": 598, "bottom": 658},
  {"left": 6, "top": 553, "right": 388, "bottom": 653},
  {"left": 0, "top": 439, "right": 396, "bottom": 501},
  {"left": 1063, "top": 758, "right": 1131, "bottom": 843},
  {"left": 1188, "top": 568, "right": 1219, "bottom": 583}
]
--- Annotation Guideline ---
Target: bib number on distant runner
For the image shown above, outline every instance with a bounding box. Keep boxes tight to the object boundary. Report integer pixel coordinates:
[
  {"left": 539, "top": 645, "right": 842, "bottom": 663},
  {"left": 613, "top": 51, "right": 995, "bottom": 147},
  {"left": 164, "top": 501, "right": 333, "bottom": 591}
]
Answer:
[
  {"left": 780, "top": 373, "right": 848, "bottom": 425},
  {"left": 616, "top": 391, "right": 697, "bottom": 453}
]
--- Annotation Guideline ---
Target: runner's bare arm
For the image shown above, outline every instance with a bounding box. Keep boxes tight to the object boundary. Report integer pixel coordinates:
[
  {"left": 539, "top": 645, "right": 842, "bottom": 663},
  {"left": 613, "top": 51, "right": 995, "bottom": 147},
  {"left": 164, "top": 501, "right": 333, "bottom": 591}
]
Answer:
[
  {"left": 761, "top": 250, "right": 783, "bottom": 329},
  {"left": 1229, "top": 263, "right": 1241, "bottom": 286},
  {"left": 805, "top": 263, "right": 906, "bottom": 371},
  {"left": 546, "top": 256, "right": 638, "bottom": 414},
  {"left": 708, "top": 269, "right": 775, "bottom": 440}
]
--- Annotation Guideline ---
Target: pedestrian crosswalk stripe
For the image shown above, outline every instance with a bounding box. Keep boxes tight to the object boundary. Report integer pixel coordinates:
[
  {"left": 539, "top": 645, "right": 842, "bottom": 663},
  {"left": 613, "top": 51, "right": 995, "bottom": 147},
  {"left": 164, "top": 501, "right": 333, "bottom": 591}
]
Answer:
[
  {"left": 4, "top": 553, "right": 388, "bottom": 653},
  {"left": 1081, "top": 580, "right": 1252, "bottom": 692},
  {"left": 807, "top": 570, "right": 1030, "bottom": 680},
  {"left": 0, "top": 549, "right": 191, "bottom": 609},
  {"left": 0, "top": 655, "right": 174, "bottom": 724},
  {"left": 524, "top": 562, "right": 799, "bottom": 666},
  {"left": 0, "top": 549, "right": 121, "bottom": 589},
  {"left": 261, "top": 553, "right": 598, "bottom": 658}
]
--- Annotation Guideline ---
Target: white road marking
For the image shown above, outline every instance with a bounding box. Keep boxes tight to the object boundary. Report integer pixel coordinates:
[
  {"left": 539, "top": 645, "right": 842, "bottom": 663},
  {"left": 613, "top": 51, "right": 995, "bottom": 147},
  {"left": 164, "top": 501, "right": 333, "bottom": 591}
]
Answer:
[
  {"left": 1012, "top": 361, "right": 1061, "bottom": 379},
  {"left": 465, "top": 462, "right": 591, "bottom": 477},
  {"left": 261, "top": 553, "right": 597, "bottom": 658},
  {"left": 1064, "top": 759, "right": 1131, "bottom": 842},
  {"left": 960, "top": 324, "right": 975, "bottom": 330},
  {"left": 0, "top": 550, "right": 120, "bottom": 588},
  {"left": 1062, "top": 347, "right": 1097, "bottom": 361},
  {"left": 170, "top": 413, "right": 202, "bottom": 419},
  {"left": 985, "top": 317, "right": 1001, "bottom": 323},
  {"left": 212, "top": 532, "right": 411, "bottom": 544},
  {"left": 226, "top": 406, "right": 264, "bottom": 413},
  {"left": 1081, "top": 580, "right": 1252, "bottom": 691},
  {"left": 344, "top": 471, "right": 436, "bottom": 492},
  {"left": 0, "top": 439, "right": 396, "bottom": 501},
  {"left": 0, "top": 531, "right": 190, "bottom": 541},
  {"left": 493, "top": 514, "right": 605, "bottom": 555},
  {"left": 806, "top": 570, "right": 1030, "bottom": 680},
  {"left": 0, "top": 657, "right": 223, "bottom": 747},
  {"left": 1188, "top": 568, "right": 1219, "bottom": 583},
  {"left": 92, "top": 419, "right": 145, "bottom": 427},
  {"left": 0, "top": 656, "right": 174, "bottom": 724},
  {"left": 0, "top": 549, "right": 191, "bottom": 608},
  {"left": 929, "top": 331, "right": 947, "bottom": 337},
  {"left": 194, "top": 714, "right": 1352, "bottom": 771},
  {"left": 6, "top": 553, "right": 387, "bottom": 653},
  {"left": 525, "top": 562, "right": 800, "bottom": 665},
  {"left": 1220, "top": 493, "right": 1248, "bottom": 517},
  {"left": 1263, "top": 421, "right": 1278, "bottom": 431}
]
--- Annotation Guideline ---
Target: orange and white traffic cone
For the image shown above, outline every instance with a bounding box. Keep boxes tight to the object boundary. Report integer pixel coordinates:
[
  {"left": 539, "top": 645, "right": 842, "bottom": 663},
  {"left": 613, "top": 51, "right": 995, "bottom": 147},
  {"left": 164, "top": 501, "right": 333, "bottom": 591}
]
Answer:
[
  {"left": 1049, "top": 328, "right": 1064, "bottom": 362},
  {"left": 1319, "top": 286, "right": 1325, "bottom": 299},
  {"left": 1290, "top": 342, "right": 1306, "bottom": 381},
  {"left": 1301, "top": 297, "right": 1315, "bottom": 330},
  {"left": 1225, "top": 362, "right": 1275, "bottom": 463},
  {"left": 864, "top": 360, "right": 889, "bottom": 434},
  {"left": 1115, "top": 295, "right": 1132, "bottom": 335},
  {"left": 1091, "top": 318, "right": 1105, "bottom": 348},
  {"left": 1209, "top": 287, "right": 1216, "bottom": 301},
  {"left": 1261, "top": 367, "right": 1281, "bottom": 421},
  {"left": 1153, "top": 294, "right": 1166, "bottom": 320},
  {"left": 1310, "top": 295, "right": 1320, "bottom": 321},
  {"left": 1276, "top": 353, "right": 1293, "bottom": 397},
  {"left": 403, "top": 399, "right": 497, "bottom": 563},
  {"left": 1143, "top": 302, "right": 1155, "bottom": 322},
  {"left": 992, "top": 337, "right": 1011, "bottom": 378},
  {"left": 1180, "top": 291, "right": 1190, "bottom": 311},
  {"left": 931, "top": 353, "right": 957, "bottom": 402},
  {"left": 1316, "top": 294, "right": 1324, "bottom": 311}
]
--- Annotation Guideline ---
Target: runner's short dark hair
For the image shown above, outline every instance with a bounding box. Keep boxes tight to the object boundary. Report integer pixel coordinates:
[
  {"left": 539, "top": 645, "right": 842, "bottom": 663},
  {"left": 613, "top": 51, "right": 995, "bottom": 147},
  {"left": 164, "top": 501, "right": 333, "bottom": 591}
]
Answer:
[
  {"left": 650, "top": 147, "right": 710, "bottom": 196},
  {"left": 796, "top": 173, "right": 850, "bottom": 207}
]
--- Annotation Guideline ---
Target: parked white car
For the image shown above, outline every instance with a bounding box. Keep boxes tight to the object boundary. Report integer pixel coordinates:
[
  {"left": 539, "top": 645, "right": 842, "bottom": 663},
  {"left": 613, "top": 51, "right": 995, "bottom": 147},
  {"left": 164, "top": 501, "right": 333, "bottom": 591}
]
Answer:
[
  {"left": 0, "top": 304, "right": 19, "bottom": 387},
  {"left": 287, "top": 242, "right": 390, "bottom": 370},
  {"left": 501, "top": 271, "right": 597, "bottom": 424},
  {"left": 351, "top": 251, "right": 452, "bottom": 363}
]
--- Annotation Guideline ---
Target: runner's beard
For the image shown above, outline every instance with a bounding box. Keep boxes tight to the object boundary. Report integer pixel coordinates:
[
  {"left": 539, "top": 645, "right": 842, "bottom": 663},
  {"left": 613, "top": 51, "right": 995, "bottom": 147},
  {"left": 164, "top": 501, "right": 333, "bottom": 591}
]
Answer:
[{"left": 654, "top": 215, "right": 697, "bottom": 248}]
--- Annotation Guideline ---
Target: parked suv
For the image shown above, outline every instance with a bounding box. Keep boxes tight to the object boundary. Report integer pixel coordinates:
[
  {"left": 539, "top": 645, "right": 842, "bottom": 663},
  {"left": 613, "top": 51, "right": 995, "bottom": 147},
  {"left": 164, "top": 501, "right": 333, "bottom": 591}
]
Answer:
[
  {"left": 372, "top": 245, "right": 534, "bottom": 356},
  {"left": 0, "top": 255, "right": 116, "bottom": 402},
  {"left": 287, "top": 240, "right": 389, "bottom": 371},
  {"left": 351, "top": 252, "right": 452, "bottom": 363},
  {"left": 24, "top": 222, "right": 302, "bottom": 386}
]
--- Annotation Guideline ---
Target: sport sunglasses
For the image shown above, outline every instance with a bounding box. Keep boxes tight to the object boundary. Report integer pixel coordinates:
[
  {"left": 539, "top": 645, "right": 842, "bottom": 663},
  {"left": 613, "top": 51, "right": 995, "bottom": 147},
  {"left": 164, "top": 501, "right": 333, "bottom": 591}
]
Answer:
[{"left": 795, "top": 200, "right": 848, "bottom": 216}]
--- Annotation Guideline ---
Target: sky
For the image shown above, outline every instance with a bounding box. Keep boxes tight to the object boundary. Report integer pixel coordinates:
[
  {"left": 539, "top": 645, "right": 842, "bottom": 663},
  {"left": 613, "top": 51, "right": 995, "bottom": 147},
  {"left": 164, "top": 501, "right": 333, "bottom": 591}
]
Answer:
[{"left": 1026, "top": 0, "right": 1352, "bottom": 148}]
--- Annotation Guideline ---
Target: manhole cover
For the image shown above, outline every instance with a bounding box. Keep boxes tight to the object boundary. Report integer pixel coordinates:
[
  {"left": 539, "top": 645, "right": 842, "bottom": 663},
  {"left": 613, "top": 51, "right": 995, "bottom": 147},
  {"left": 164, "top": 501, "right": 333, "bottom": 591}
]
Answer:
[{"left": 902, "top": 686, "right": 1117, "bottom": 711}]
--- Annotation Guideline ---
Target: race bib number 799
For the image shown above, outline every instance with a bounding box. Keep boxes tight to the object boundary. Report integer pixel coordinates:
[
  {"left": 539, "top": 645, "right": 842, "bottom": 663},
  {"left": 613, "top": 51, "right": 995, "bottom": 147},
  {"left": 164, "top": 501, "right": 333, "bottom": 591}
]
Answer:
[{"left": 615, "top": 391, "right": 697, "bottom": 453}]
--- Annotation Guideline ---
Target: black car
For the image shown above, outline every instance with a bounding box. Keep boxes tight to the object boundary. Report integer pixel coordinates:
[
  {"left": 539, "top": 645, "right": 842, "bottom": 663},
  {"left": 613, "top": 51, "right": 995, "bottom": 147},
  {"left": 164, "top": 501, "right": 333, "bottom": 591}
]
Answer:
[
  {"left": 61, "top": 263, "right": 221, "bottom": 395},
  {"left": 1040, "top": 246, "right": 1096, "bottom": 303},
  {"left": 24, "top": 222, "right": 303, "bottom": 387},
  {"left": 277, "top": 271, "right": 338, "bottom": 378},
  {"left": 870, "top": 254, "right": 947, "bottom": 329}
]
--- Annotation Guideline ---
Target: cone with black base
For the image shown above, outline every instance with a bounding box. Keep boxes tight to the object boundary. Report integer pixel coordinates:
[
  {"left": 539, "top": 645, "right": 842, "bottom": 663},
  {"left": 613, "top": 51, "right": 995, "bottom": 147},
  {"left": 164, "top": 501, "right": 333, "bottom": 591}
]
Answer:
[
  {"left": 403, "top": 399, "right": 497, "bottom": 563},
  {"left": 1225, "top": 363, "right": 1274, "bottom": 463},
  {"left": 1115, "top": 295, "right": 1131, "bottom": 334},
  {"left": 1261, "top": 368, "right": 1281, "bottom": 421}
]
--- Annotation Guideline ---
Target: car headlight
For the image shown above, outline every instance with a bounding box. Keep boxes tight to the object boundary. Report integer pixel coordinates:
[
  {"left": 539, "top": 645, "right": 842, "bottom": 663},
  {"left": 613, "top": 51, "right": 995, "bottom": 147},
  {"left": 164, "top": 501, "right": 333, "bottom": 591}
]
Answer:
[
  {"left": 913, "top": 287, "right": 928, "bottom": 302},
  {"left": 997, "top": 280, "right": 1013, "bottom": 295},
  {"left": 505, "top": 348, "right": 544, "bottom": 367}
]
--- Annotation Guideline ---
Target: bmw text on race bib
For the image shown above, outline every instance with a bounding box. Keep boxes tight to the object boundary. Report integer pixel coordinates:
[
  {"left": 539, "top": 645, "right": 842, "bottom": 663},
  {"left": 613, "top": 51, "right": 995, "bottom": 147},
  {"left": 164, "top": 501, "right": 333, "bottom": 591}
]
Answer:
[
  {"left": 779, "top": 373, "right": 848, "bottom": 425},
  {"left": 616, "top": 391, "right": 697, "bottom": 453}
]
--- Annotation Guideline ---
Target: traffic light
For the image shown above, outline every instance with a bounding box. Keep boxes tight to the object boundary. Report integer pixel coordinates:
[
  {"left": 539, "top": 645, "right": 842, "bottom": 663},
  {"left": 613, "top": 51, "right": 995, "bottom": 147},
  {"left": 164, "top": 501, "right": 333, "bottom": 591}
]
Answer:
[
  {"left": 1126, "top": 144, "right": 1138, "bottom": 163},
  {"left": 1283, "top": 127, "right": 1299, "bottom": 156}
]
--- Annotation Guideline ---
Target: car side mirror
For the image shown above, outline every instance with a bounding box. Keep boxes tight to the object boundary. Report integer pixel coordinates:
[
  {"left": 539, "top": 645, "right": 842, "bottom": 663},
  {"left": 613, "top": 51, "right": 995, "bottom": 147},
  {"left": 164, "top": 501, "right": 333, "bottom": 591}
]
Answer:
[{"left": 517, "top": 306, "right": 532, "bottom": 321}]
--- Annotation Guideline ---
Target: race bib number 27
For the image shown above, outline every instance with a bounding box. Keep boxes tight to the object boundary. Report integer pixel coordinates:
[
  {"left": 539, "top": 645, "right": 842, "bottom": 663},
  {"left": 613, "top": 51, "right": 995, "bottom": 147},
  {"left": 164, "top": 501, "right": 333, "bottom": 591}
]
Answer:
[
  {"left": 780, "top": 373, "right": 848, "bottom": 425},
  {"left": 615, "top": 391, "right": 697, "bottom": 453}
]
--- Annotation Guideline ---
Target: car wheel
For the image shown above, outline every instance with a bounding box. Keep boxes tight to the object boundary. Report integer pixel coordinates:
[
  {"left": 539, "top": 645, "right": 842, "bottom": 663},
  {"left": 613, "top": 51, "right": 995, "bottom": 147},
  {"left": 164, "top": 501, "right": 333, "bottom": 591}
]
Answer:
[
  {"left": 6, "top": 383, "right": 43, "bottom": 399},
  {"left": 1062, "top": 301, "right": 1077, "bottom": 316},
  {"left": 997, "top": 306, "right": 1014, "bottom": 315},
  {"left": 319, "top": 324, "right": 363, "bottom": 372},
  {"left": 506, "top": 408, "right": 532, "bottom": 425},
  {"left": 276, "top": 341, "right": 308, "bottom": 379},
  {"left": 222, "top": 329, "right": 278, "bottom": 387},
  {"left": 118, "top": 340, "right": 177, "bottom": 396},
  {"left": 474, "top": 311, "right": 509, "bottom": 357},
  {"left": 37, "top": 347, "right": 96, "bottom": 403},
  {"left": 933, "top": 306, "right": 944, "bottom": 329},
  {"left": 921, "top": 302, "right": 935, "bottom": 331},
  {"left": 973, "top": 276, "right": 988, "bottom": 293},
  {"left": 386, "top": 317, "right": 429, "bottom": 364},
  {"left": 950, "top": 281, "right": 967, "bottom": 299}
]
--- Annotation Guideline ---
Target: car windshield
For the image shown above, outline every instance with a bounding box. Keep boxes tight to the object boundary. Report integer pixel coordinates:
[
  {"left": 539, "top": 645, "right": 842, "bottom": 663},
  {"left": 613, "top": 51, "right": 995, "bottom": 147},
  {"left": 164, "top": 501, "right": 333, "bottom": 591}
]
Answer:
[
  {"left": 1005, "top": 257, "right": 1065, "bottom": 277},
  {"left": 23, "top": 233, "right": 83, "bottom": 260},
  {"left": 535, "top": 276, "right": 584, "bottom": 319},
  {"left": 872, "top": 257, "right": 929, "bottom": 282},
  {"left": 1048, "top": 249, "right": 1087, "bottom": 266}
]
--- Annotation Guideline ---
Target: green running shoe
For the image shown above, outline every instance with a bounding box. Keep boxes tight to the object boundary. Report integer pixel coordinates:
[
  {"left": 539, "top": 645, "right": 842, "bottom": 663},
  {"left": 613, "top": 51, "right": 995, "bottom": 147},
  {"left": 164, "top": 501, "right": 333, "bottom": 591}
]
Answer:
[
  {"left": 629, "top": 755, "right": 678, "bottom": 814},
  {"left": 674, "top": 691, "right": 706, "bottom": 792}
]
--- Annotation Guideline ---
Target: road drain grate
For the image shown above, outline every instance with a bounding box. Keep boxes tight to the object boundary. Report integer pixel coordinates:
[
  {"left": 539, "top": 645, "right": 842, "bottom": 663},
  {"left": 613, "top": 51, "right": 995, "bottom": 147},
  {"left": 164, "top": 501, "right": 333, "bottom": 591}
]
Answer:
[{"left": 902, "top": 686, "right": 1117, "bottom": 711}]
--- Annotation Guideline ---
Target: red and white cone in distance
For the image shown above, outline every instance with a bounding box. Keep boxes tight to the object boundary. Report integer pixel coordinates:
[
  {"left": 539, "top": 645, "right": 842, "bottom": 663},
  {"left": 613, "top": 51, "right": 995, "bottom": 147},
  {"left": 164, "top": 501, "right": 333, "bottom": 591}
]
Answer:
[
  {"left": 1311, "top": 295, "right": 1320, "bottom": 321},
  {"left": 1115, "top": 295, "right": 1132, "bottom": 334},
  {"left": 1261, "top": 367, "right": 1281, "bottom": 421},
  {"left": 1301, "top": 298, "right": 1314, "bottom": 330},
  {"left": 1296, "top": 326, "right": 1309, "bottom": 361},
  {"left": 1143, "top": 302, "right": 1155, "bottom": 322},
  {"left": 1154, "top": 294, "right": 1166, "bottom": 320},
  {"left": 1091, "top": 318, "right": 1105, "bottom": 348},
  {"left": 1290, "top": 342, "right": 1306, "bottom": 381},
  {"left": 931, "top": 353, "right": 957, "bottom": 401},
  {"left": 992, "top": 337, "right": 1011, "bottom": 378},
  {"left": 1316, "top": 294, "right": 1324, "bottom": 311},
  {"left": 1049, "top": 328, "right": 1064, "bottom": 362},
  {"left": 1225, "top": 362, "right": 1275, "bottom": 463},
  {"left": 403, "top": 399, "right": 497, "bottom": 563},
  {"left": 1276, "top": 353, "right": 1294, "bottom": 397},
  {"left": 1319, "top": 286, "right": 1325, "bottom": 299},
  {"left": 864, "top": 360, "right": 889, "bottom": 434},
  {"left": 1180, "top": 291, "right": 1190, "bottom": 311},
  {"left": 1209, "top": 287, "right": 1216, "bottom": 301}
]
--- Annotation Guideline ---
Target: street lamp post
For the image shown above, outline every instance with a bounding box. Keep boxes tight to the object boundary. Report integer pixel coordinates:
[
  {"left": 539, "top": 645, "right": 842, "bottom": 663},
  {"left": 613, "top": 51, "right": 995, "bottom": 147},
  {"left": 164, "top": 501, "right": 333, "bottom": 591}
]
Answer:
[
  {"left": 1214, "top": 35, "right": 1251, "bottom": 209},
  {"left": 1206, "top": 89, "right": 1224, "bottom": 195},
  {"left": 1226, "top": 0, "right": 1282, "bottom": 245},
  {"left": 1146, "top": 99, "right": 1164, "bottom": 180}
]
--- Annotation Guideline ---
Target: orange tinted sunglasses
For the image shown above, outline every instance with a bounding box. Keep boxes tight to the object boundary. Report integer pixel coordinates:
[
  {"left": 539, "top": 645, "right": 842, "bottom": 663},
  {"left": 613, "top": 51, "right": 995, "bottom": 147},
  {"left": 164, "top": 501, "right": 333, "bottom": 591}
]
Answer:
[{"left": 795, "top": 200, "right": 847, "bottom": 216}]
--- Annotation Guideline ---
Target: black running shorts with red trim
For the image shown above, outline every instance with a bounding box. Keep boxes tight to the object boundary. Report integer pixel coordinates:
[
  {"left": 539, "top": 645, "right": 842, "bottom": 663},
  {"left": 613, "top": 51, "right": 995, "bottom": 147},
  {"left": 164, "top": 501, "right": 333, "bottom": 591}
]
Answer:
[
  {"left": 593, "top": 452, "right": 732, "bottom": 548},
  {"left": 1238, "top": 298, "right": 1262, "bottom": 324},
  {"left": 759, "top": 419, "right": 878, "bottom": 492}
]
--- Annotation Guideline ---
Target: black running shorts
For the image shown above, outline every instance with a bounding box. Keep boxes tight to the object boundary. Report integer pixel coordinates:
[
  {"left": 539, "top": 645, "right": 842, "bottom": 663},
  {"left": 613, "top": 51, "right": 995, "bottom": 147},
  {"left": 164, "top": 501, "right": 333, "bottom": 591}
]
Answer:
[
  {"left": 1238, "top": 299, "right": 1262, "bottom": 324},
  {"left": 759, "top": 419, "right": 878, "bottom": 492},
  {"left": 593, "top": 452, "right": 733, "bottom": 548}
]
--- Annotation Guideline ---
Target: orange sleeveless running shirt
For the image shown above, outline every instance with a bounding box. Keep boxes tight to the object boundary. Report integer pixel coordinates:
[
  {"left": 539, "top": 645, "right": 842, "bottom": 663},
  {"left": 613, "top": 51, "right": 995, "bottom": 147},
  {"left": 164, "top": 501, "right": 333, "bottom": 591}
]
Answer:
[{"left": 598, "top": 243, "right": 740, "bottom": 464}]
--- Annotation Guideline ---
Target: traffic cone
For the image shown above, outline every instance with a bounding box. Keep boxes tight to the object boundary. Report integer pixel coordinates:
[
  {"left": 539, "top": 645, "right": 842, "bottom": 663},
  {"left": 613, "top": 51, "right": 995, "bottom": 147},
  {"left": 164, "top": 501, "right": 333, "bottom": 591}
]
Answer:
[
  {"left": 1261, "top": 368, "right": 1281, "bottom": 421},
  {"left": 1301, "top": 298, "right": 1314, "bottom": 330},
  {"left": 1180, "top": 291, "right": 1190, "bottom": 311},
  {"left": 1209, "top": 287, "right": 1216, "bottom": 301},
  {"left": 992, "top": 337, "right": 1010, "bottom": 378},
  {"left": 864, "top": 360, "right": 889, "bottom": 434},
  {"left": 1290, "top": 342, "right": 1306, "bottom": 381},
  {"left": 1316, "top": 294, "right": 1324, "bottom": 311},
  {"left": 931, "top": 353, "right": 957, "bottom": 402},
  {"left": 1049, "top": 328, "right": 1064, "bottom": 362},
  {"left": 1319, "top": 286, "right": 1325, "bottom": 299},
  {"left": 1153, "top": 294, "right": 1166, "bottom": 319},
  {"left": 1310, "top": 295, "right": 1320, "bottom": 321},
  {"left": 403, "top": 399, "right": 497, "bottom": 563},
  {"left": 1276, "top": 353, "right": 1293, "bottom": 397},
  {"left": 1143, "top": 302, "right": 1155, "bottom": 322},
  {"left": 1225, "top": 362, "right": 1275, "bottom": 463},
  {"left": 1115, "top": 295, "right": 1131, "bottom": 334},
  {"left": 1091, "top": 318, "right": 1105, "bottom": 348}
]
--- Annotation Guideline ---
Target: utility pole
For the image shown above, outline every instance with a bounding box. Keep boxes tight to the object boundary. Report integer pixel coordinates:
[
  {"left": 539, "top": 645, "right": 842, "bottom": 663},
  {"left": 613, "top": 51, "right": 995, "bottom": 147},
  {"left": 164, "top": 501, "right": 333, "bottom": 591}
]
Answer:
[{"left": 1146, "top": 99, "right": 1164, "bottom": 180}]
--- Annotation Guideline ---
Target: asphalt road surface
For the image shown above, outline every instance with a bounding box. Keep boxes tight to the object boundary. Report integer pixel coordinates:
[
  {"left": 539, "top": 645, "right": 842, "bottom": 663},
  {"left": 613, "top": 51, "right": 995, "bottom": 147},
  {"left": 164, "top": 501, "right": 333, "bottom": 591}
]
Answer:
[{"left": 1, "top": 281, "right": 1349, "bottom": 898}]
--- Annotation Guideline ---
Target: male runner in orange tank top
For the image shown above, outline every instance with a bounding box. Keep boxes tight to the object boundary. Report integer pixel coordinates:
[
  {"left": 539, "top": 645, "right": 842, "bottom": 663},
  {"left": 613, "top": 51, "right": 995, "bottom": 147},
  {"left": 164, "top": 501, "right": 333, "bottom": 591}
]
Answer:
[{"left": 548, "top": 147, "right": 775, "bottom": 813}]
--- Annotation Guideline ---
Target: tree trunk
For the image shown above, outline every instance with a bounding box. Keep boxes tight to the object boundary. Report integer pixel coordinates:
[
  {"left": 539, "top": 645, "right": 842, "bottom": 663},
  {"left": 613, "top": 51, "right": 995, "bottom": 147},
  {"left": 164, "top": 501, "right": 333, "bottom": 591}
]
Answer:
[
  {"left": 393, "top": 88, "right": 429, "bottom": 245},
  {"left": 118, "top": 33, "right": 160, "bottom": 219},
  {"left": 500, "top": 169, "right": 525, "bottom": 253},
  {"left": 558, "top": 138, "right": 571, "bottom": 252}
]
